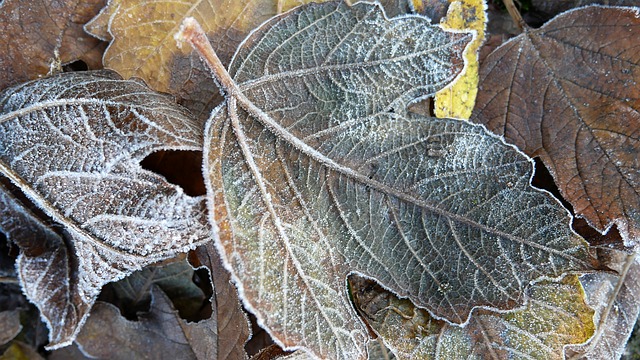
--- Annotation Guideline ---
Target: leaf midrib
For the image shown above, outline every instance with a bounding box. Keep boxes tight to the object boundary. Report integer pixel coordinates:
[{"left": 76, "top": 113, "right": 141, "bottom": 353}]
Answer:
[{"left": 228, "top": 84, "right": 590, "bottom": 268}]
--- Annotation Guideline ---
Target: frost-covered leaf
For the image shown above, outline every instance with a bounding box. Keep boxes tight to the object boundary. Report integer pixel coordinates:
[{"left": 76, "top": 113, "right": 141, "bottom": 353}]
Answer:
[
  {"left": 350, "top": 274, "right": 595, "bottom": 359},
  {"left": 192, "top": 242, "right": 250, "bottom": 360},
  {"left": 0, "top": 70, "right": 210, "bottom": 349},
  {"left": 470, "top": 5, "right": 640, "bottom": 246},
  {"left": 0, "top": 181, "right": 84, "bottom": 349},
  {"left": 85, "top": 0, "right": 332, "bottom": 119},
  {"left": 567, "top": 251, "right": 640, "bottom": 360},
  {"left": 0, "top": 0, "right": 106, "bottom": 90},
  {"left": 177, "top": 2, "right": 599, "bottom": 358},
  {"left": 76, "top": 286, "right": 216, "bottom": 360}
]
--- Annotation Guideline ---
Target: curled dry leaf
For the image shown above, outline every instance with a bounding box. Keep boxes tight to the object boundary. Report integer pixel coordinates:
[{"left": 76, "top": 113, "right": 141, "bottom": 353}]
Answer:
[
  {"left": 470, "top": 5, "right": 640, "bottom": 246},
  {"left": 178, "top": 2, "right": 599, "bottom": 358},
  {"left": 76, "top": 286, "right": 217, "bottom": 360},
  {"left": 0, "top": 0, "right": 106, "bottom": 90},
  {"left": 85, "top": 0, "right": 332, "bottom": 119},
  {"left": 350, "top": 275, "right": 595, "bottom": 360},
  {"left": 0, "top": 71, "right": 210, "bottom": 349}
]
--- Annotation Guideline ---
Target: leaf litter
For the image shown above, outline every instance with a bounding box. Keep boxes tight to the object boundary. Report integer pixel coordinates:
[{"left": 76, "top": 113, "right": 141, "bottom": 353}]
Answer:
[{"left": 0, "top": 0, "right": 638, "bottom": 359}]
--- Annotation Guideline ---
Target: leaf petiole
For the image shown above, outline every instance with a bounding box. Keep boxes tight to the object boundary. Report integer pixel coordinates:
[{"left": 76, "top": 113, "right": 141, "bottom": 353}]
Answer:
[{"left": 175, "top": 18, "right": 239, "bottom": 100}]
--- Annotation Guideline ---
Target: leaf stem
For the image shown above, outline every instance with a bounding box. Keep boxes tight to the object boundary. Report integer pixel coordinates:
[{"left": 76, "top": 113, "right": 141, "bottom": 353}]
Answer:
[
  {"left": 502, "top": 0, "right": 528, "bottom": 31},
  {"left": 175, "top": 18, "right": 238, "bottom": 98}
]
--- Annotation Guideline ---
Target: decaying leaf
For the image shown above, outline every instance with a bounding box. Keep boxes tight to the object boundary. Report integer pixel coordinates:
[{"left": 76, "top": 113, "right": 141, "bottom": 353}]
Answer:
[
  {"left": 351, "top": 274, "right": 595, "bottom": 360},
  {"left": 0, "top": 0, "right": 106, "bottom": 90},
  {"left": 470, "top": 5, "right": 640, "bottom": 246},
  {"left": 567, "top": 251, "right": 640, "bottom": 360},
  {"left": 177, "top": 2, "right": 599, "bottom": 358},
  {"left": 434, "top": 0, "right": 487, "bottom": 120},
  {"left": 0, "top": 341, "right": 45, "bottom": 360},
  {"left": 0, "top": 71, "right": 210, "bottom": 349},
  {"left": 76, "top": 286, "right": 216, "bottom": 360},
  {"left": 85, "top": 0, "right": 332, "bottom": 119},
  {"left": 0, "top": 310, "right": 21, "bottom": 346},
  {"left": 103, "top": 259, "right": 206, "bottom": 320},
  {"left": 192, "top": 242, "right": 251, "bottom": 360}
]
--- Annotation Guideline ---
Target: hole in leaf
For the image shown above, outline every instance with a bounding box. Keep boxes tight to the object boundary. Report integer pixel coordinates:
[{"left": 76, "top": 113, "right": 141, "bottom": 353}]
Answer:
[
  {"left": 140, "top": 150, "right": 206, "bottom": 197},
  {"left": 530, "top": 157, "right": 573, "bottom": 212},
  {"left": 62, "top": 60, "right": 88, "bottom": 72}
]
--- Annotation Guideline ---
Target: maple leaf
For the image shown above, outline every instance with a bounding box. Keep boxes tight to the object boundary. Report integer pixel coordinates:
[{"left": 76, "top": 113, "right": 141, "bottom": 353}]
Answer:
[
  {"left": 471, "top": 5, "right": 640, "bottom": 247},
  {"left": 0, "top": 70, "right": 210, "bottom": 349},
  {"left": 178, "top": 2, "right": 599, "bottom": 358}
]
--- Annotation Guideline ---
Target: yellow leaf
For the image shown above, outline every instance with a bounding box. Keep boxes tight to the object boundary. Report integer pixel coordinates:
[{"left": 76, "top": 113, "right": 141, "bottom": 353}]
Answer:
[{"left": 433, "top": 0, "right": 487, "bottom": 120}]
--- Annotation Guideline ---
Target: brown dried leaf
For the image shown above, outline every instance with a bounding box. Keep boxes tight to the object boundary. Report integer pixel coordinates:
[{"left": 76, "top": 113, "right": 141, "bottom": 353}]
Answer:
[
  {"left": 180, "top": 2, "right": 599, "bottom": 358},
  {"left": 85, "top": 0, "right": 331, "bottom": 119},
  {"left": 76, "top": 286, "right": 216, "bottom": 360},
  {"left": 532, "top": 0, "right": 639, "bottom": 16},
  {"left": 471, "top": 5, "right": 640, "bottom": 246},
  {"left": 0, "top": 0, "right": 106, "bottom": 90},
  {"left": 193, "top": 242, "right": 250, "bottom": 360},
  {"left": 0, "top": 310, "right": 21, "bottom": 346},
  {"left": 0, "top": 70, "right": 210, "bottom": 349}
]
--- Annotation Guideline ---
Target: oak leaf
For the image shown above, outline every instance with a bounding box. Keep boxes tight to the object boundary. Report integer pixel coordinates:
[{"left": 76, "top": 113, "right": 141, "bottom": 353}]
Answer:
[
  {"left": 0, "top": 0, "right": 106, "bottom": 90},
  {"left": 0, "top": 71, "right": 210, "bottom": 349},
  {"left": 177, "top": 2, "right": 599, "bottom": 358},
  {"left": 470, "top": 5, "right": 640, "bottom": 246}
]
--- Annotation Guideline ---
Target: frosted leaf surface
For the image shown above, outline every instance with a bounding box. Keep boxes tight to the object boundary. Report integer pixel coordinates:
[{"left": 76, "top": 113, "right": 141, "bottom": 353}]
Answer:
[
  {"left": 0, "top": 71, "right": 210, "bottom": 349},
  {"left": 0, "top": 181, "right": 82, "bottom": 349},
  {"left": 196, "top": 2, "right": 599, "bottom": 359}
]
